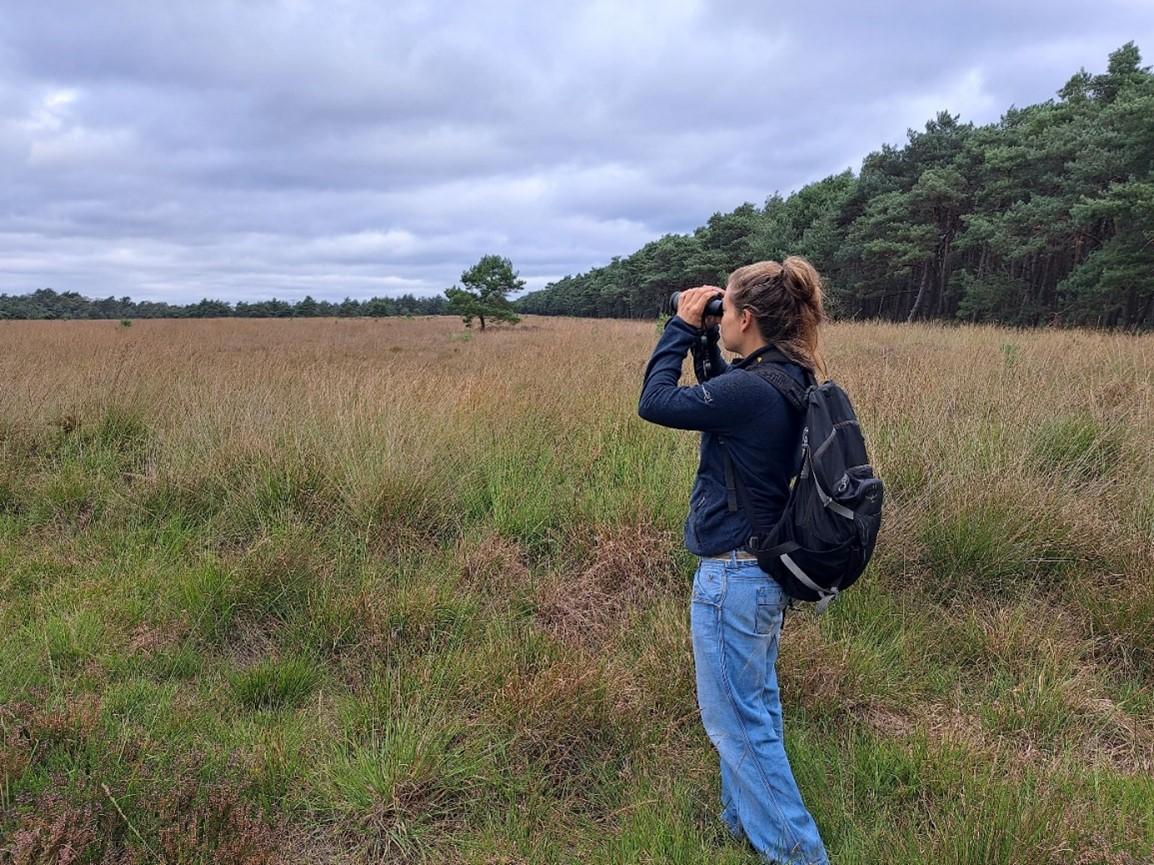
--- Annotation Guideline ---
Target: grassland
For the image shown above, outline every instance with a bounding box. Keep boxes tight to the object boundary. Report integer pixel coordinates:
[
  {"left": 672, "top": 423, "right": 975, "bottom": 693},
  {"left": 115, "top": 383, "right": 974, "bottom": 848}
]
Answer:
[{"left": 0, "top": 314, "right": 1151, "bottom": 864}]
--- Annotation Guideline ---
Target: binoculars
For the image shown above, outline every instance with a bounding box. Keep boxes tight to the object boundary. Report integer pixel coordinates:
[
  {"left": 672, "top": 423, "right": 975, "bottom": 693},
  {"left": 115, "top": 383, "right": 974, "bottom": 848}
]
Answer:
[{"left": 670, "top": 290, "right": 724, "bottom": 319}]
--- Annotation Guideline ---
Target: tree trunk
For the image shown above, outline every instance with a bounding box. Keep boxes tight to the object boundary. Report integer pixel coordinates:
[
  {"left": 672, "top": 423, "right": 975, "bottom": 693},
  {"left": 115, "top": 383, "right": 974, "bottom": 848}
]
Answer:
[
  {"left": 907, "top": 262, "right": 931, "bottom": 323},
  {"left": 1136, "top": 292, "right": 1154, "bottom": 330},
  {"left": 479, "top": 315, "right": 486, "bottom": 331},
  {"left": 1038, "top": 255, "right": 1053, "bottom": 313},
  {"left": 936, "top": 231, "right": 954, "bottom": 317},
  {"left": 1018, "top": 254, "right": 1033, "bottom": 321}
]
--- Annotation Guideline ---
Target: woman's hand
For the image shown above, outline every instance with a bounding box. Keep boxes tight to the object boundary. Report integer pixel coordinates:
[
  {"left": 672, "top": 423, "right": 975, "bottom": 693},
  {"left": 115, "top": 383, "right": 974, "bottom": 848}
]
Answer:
[{"left": 675, "top": 285, "right": 724, "bottom": 330}]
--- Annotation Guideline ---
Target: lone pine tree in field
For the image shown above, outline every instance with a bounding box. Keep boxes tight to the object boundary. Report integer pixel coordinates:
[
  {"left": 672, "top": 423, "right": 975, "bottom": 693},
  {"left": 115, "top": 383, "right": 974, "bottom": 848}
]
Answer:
[{"left": 445, "top": 254, "right": 524, "bottom": 331}]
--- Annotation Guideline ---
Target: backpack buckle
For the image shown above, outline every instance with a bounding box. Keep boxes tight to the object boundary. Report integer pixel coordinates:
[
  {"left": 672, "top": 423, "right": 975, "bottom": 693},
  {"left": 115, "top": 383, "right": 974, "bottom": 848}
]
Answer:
[{"left": 814, "top": 588, "right": 839, "bottom": 614}]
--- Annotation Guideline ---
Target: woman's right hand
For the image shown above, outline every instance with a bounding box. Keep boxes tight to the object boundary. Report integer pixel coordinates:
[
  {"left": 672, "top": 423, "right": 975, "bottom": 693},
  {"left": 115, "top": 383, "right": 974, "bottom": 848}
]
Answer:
[{"left": 676, "top": 285, "right": 724, "bottom": 330}]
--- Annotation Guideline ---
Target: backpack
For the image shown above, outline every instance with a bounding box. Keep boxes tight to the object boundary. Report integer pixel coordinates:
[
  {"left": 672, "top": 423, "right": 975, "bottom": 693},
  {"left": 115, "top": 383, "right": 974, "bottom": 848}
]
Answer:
[{"left": 718, "top": 348, "right": 884, "bottom": 616}]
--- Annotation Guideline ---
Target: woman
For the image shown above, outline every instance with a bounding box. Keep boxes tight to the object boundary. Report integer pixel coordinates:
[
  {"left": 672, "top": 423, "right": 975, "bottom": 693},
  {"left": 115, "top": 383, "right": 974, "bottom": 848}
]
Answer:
[{"left": 638, "top": 258, "right": 831, "bottom": 865}]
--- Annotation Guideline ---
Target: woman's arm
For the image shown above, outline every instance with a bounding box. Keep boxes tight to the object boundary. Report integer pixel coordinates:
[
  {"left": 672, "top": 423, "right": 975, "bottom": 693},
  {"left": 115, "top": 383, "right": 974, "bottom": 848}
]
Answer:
[{"left": 638, "top": 316, "right": 755, "bottom": 432}]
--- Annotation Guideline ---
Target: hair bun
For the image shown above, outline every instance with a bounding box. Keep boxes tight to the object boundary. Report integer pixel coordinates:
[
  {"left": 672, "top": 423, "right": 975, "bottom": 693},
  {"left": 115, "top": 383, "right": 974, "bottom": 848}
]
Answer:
[{"left": 780, "top": 258, "right": 808, "bottom": 302}]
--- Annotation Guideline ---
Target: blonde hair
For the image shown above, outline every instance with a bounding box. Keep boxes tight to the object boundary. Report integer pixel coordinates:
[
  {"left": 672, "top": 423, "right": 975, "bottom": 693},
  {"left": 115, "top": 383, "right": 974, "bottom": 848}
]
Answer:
[{"left": 726, "top": 256, "right": 829, "bottom": 381}]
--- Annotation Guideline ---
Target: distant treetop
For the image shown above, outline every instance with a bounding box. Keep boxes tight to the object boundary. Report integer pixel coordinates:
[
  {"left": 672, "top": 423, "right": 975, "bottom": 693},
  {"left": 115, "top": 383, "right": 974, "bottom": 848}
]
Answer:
[{"left": 514, "top": 43, "right": 1154, "bottom": 331}]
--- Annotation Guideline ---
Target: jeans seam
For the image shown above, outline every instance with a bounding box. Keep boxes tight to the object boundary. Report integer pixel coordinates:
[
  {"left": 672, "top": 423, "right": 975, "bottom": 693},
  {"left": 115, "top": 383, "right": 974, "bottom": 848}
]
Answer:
[{"left": 714, "top": 600, "right": 808, "bottom": 861}]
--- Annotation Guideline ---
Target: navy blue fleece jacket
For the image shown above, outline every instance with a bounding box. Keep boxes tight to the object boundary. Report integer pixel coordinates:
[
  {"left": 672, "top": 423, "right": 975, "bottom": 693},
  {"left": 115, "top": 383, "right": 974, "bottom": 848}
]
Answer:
[{"left": 637, "top": 315, "right": 811, "bottom": 557}]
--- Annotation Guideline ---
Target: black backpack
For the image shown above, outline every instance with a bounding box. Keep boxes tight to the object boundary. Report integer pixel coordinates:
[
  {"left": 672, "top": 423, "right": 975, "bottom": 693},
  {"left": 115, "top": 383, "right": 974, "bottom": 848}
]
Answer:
[{"left": 718, "top": 349, "right": 884, "bottom": 615}]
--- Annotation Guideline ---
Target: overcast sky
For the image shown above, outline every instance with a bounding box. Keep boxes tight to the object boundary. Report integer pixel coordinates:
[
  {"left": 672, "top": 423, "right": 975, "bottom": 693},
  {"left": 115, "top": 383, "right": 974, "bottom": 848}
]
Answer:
[{"left": 1, "top": 1, "right": 1152, "bottom": 305}]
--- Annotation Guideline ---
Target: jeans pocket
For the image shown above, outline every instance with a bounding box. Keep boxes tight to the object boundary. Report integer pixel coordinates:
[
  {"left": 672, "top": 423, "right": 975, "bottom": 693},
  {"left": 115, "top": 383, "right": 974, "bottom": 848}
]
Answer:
[
  {"left": 755, "top": 583, "right": 783, "bottom": 635},
  {"left": 692, "top": 561, "right": 727, "bottom": 606}
]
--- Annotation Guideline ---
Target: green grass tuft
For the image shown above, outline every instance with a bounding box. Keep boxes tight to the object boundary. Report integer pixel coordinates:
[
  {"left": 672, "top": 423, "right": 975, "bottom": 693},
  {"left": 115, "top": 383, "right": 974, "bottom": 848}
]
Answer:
[
  {"left": 228, "top": 655, "right": 323, "bottom": 710},
  {"left": 1028, "top": 412, "right": 1123, "bottom": 481}
]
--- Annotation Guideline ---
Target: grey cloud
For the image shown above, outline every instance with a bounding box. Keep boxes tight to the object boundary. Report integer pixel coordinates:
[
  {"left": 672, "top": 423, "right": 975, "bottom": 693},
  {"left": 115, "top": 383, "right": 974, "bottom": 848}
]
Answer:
[{"left": 0, "top": 0, "right": 1151, "bottom": 304}]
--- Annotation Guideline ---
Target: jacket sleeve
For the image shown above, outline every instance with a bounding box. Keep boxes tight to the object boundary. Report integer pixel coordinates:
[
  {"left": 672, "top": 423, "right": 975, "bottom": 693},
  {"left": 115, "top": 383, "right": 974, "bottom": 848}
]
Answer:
[{"left": 638, "top": 316, "right": 762, "bottom": 432}]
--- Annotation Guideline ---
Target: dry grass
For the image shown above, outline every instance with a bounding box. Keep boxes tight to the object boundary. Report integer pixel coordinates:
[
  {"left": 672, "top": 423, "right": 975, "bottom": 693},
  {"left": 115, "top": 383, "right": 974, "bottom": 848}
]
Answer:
[
  {"left": 534, "top": 521, "right": 679, "bottom": 651},
  {"left": 1, "top": 314, "right": 1152, "bottom": 863}
]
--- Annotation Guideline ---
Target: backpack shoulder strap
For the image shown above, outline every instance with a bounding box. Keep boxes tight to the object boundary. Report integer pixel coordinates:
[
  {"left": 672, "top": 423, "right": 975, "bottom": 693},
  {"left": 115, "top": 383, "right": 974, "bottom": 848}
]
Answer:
[{"left": 745, "top": 362, "right": 810, "bottom": 412}]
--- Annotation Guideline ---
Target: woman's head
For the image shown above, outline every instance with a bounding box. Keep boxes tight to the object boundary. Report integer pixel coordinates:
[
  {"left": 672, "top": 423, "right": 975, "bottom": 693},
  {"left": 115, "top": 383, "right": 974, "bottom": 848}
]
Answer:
[{"left": 719, "top": 256, "right": 829, "bottom": 380}]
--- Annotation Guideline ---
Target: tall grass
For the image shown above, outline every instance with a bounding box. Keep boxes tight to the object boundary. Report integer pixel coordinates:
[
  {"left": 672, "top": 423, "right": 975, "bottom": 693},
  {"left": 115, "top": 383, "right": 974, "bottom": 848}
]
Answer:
[{"left": 0, "top": 315, "right": 1151, "bottom": 863}]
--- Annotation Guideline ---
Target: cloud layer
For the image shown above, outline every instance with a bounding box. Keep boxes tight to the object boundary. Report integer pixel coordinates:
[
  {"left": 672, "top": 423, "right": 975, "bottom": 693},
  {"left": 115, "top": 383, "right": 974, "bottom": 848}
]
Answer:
[{"left": 1, "top": 1, "right": 1151, "bottom": 303}]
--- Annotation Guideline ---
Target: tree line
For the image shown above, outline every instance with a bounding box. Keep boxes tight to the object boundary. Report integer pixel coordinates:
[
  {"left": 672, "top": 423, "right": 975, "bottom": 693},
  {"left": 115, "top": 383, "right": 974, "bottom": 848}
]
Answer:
[
  {"left": 515, "top": 43, "right": 1154, "bottom": 331},
  {"left": 0, "top": 288, "right": 452, "bottom": 320},
  {"left": 0, "top": 254, "right": 525, "bottom": 328}
]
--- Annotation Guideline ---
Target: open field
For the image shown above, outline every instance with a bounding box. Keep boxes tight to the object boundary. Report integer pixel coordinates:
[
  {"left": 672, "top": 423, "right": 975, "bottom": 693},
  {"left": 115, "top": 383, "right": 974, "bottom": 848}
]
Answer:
[{"left": 1, "top": 314, "right": 1152, "bottom": 863}]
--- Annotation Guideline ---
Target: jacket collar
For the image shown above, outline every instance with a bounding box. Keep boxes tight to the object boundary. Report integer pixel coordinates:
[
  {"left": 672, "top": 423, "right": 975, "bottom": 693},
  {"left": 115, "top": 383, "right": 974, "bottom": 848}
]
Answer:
[{"left": 734, "top": 342, "right": 791, "bottom": 369}]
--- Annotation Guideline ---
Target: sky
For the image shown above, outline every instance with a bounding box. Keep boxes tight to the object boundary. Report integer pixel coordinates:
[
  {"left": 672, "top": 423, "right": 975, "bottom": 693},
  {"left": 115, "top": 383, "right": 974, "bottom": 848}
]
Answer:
[{"left": 1, "top": 1, "right": 1152, "bottom": 305}]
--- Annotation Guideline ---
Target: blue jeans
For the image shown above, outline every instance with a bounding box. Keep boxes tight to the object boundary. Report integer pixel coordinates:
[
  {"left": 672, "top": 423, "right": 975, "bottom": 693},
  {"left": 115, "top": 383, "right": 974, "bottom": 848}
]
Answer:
[{"left": 690, "top": 552, "right": 830, "bottom": 865}]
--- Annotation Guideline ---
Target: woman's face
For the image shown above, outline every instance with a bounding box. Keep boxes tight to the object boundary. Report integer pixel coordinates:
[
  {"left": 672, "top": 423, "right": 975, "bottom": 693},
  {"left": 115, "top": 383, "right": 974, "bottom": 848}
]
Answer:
[{"left": 719, "top": 284, "right": 744, "bottom": 352}]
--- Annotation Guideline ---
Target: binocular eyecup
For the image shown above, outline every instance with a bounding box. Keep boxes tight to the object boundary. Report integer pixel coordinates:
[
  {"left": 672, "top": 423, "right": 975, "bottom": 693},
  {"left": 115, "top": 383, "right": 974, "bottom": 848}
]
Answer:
[{"left": 669, "top": 290, "right": 724, "bottom": 320}]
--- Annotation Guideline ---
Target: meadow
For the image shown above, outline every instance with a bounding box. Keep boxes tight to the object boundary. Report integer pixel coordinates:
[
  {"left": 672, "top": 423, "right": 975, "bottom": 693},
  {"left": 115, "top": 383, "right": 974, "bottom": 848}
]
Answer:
[{"left": 0, "top": 314, "right": 1151, "bottom": 864}]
